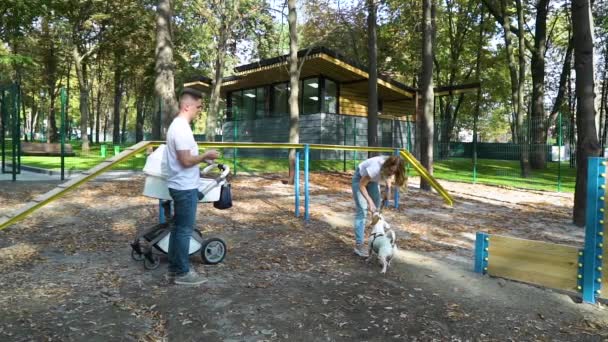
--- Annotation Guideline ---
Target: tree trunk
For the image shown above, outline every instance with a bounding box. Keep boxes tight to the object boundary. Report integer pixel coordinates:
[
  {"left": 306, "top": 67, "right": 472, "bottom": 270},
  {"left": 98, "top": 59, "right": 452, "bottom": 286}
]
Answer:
[
  {"left": 419, "top": 0, "right": 435, "bottom": 191},
  {"left": 154, "top": 0, "right": 178, "bottom": 139},
  {"left": 103, "top": 111, "right": 109, "bottom": 142},
  {"left": 500, "top": 0, "right": 520, "bottom": 145},
  {"left": 88, "top": 69, "right": 95, "bottom": 143},
  {"left": 548, "top": 38, "right": 574, "bottom": 127},
  {"left": 599, "top": 48, "right": 608, "bottom": 150},
  {"left": 572, "top": 0, "right": 600, "bottom": 227},
  {"left": 516, "top": 0, "right": 530, "bottom": 177},
  {"left": 72, "top": 46, "right": 90, "bottom": 152},
  {"left": 122, "top": 91, "right": 129, "bottom": 144},
  {"left": 21, "top": 88, "right": 28, "bottom": 142},
  {"left": 95, "top": 66, "right": 102, "bottom": 144},
  {"left": 474, "top": 8, "right": 485, "bottom": 166},
  {"left": 136, "top": 96, "right": 145, "bottom": 142},
  {"left": 287, "top": 0, "right": 300, "bottom": 185},
  {"left": 207, "top": 26, "right": 228, "bottom": 142},
  {"left": 29, "top": 94, "right": 38, "bottom": 141},
  {"left": 113, "top": 62, "right": 122, "bottom": 144},
  {"left": 367, "top": 0, "right": 379, "bottom": 155},
  {"left": 529, "top": 0, "right": 550, "bottom": 169}
]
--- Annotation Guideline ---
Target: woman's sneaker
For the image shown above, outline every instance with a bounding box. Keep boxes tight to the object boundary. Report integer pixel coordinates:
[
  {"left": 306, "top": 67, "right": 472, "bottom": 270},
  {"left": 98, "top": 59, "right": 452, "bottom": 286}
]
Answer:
[
  {"left": 174, "top": 271, "right": 207, "bottom": 285},
  {"left": 353, "top": 244, "right": 369, "bottom": 257}
]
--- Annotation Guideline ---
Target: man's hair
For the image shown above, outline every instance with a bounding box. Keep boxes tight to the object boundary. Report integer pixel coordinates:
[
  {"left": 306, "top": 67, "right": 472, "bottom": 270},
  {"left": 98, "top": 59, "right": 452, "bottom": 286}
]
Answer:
[{"left": 179, "top": 87, "right": 203, "bottom": 101}]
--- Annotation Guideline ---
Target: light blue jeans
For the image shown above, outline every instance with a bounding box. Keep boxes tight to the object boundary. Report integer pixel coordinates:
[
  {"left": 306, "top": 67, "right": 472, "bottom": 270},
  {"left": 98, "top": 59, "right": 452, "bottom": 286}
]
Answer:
[
  {"left": 352, "top": 170, "right": 381, "bottom": 245},
  {"left": 168, "top": 188, "right": 199, "bottom": 275}
]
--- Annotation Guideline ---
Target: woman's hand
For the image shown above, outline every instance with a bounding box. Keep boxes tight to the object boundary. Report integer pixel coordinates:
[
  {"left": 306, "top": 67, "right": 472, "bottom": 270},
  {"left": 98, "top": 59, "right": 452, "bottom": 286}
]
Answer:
[{"left": 368, "top": 201, "right": 377, "bottom": 214}]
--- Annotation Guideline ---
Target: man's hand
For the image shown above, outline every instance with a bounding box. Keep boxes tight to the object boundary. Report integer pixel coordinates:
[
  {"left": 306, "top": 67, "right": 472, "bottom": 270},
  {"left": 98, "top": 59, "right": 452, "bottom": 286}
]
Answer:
[{"left": 201, "top": 149, "right": 220, "bottom": 162}]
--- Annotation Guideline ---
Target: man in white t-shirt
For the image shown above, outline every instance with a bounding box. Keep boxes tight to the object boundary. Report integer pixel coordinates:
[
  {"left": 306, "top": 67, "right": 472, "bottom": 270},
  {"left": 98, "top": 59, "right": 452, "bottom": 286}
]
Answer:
[{"left": 164, "top": 88, "right": 219, "bottom": 285}]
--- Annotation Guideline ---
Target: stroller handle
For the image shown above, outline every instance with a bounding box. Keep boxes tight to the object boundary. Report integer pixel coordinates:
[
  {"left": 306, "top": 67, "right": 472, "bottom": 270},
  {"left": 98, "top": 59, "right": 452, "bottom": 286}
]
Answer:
[{"left": 201, "top": 163, "right": 230, "bottom": 179}]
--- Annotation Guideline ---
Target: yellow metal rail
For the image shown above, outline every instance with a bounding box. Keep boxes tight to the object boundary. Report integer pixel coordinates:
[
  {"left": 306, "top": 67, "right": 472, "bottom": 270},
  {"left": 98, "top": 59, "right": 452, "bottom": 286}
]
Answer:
[{"left": 0, "top": 141, "right": 453, "bottom": 231}]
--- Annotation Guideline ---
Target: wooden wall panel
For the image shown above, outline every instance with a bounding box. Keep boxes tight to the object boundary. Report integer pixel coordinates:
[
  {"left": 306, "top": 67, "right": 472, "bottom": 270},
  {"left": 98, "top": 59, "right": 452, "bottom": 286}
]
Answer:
[{"left": 487, "top": 235, "right": 579, "bottom": 292}]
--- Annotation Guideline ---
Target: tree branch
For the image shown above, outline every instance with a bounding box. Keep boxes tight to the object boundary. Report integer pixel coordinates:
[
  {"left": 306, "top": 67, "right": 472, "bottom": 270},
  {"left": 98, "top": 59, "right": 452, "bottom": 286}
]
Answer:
[{"left": 481, "top": 0, "right": 535, "bottom": 51}]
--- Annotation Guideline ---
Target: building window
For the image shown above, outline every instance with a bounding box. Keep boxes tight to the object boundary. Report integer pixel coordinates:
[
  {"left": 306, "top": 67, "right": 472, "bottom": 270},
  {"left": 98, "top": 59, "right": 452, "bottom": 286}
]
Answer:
[
  {"left": 242, "top": 89, "right": 256, "bottom": 120},
  {"left": 229, "top": 91, "right": 243, "bottom": 121},
  {"left": 256, "top": 87, "right": 267, "bottom": 118},
  {"left": 302, "top": 78, "right": 320, "bottom": 115},
  {"left": 324, "top": 78, "right": 337, "bottom": 114},
  {"left": 272, "top": 83, "right": 289, "bottom": 117}
]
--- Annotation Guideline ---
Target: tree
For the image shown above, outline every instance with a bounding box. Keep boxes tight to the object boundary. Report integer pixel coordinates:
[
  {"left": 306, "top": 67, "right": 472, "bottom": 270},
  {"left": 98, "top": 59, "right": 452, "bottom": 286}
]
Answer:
[
  {"left": 435, "top": 0, "right": 477, "bottom": 159},
  {"left": 495, "top": 0, "right": 529, "bottom": 177},
  {"left": 529, "top": 0, "right": 550, "bottom": 169},
  {"left": 200, "top": 0, "right": 240, "bottom": 142},
  {"left": 419, "top": 0, "right": 436, "bottom": 191},
  {"left": 154, "top": 0, "right": 178, "bottom": 140},
  {"left": 515, "top": 0, "right": 530, "bottom": 177},
  {"left": 572, "top": 0, "right": 600, "bottom": 226},
  {"left": 287, "top": 0, "right": 299, "bottom": 185},
  {"left": 367, "top": 0, "right": 379, "bottom": 152}
]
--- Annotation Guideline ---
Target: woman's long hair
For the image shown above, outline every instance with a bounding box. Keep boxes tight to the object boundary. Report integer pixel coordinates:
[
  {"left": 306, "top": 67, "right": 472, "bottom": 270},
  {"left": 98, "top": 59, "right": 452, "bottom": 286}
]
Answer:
[{"left": 381, "top": 156, "right": 407, "bottom": 188}]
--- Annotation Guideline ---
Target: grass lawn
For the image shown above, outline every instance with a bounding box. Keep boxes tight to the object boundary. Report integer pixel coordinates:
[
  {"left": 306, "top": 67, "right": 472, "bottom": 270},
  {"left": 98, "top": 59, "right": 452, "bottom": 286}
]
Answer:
[
  {"left": 432, "top": 158, "right": 575, "bottom": 193},
  {"left": 14, "top": 143, "right": 575, "bottom": 193}
]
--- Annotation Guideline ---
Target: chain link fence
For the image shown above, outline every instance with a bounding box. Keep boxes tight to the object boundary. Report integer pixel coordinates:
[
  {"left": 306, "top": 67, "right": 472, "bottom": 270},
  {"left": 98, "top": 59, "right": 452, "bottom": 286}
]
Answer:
[{"left": 432, "top": 113, "right": 576, "bottom": 192}]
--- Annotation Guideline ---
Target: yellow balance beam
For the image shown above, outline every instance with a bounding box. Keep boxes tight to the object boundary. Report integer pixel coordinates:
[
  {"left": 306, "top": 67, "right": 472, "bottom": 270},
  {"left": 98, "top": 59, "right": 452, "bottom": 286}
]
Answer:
[
  {"left": 0, "top": 141, "right": 153, "bottom": 231},
  {"left": 0, "top": 141, "right": 453, "bottom": 231}
]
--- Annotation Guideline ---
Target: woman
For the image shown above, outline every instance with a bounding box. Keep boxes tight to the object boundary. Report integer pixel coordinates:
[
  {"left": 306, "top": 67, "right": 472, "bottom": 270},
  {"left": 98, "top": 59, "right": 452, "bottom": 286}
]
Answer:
[{"left": 352, "top": 155, "right": 407, "bottom": 257}]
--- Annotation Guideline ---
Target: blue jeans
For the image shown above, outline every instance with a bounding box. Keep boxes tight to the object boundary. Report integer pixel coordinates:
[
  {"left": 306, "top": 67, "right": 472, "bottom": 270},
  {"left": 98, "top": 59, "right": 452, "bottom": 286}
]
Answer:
[
  {"left": 168, "top": 188, "right": 199, "bottom": 274},
  {"left": 352, "top": 170, "right": 381, "bottom": 245}
]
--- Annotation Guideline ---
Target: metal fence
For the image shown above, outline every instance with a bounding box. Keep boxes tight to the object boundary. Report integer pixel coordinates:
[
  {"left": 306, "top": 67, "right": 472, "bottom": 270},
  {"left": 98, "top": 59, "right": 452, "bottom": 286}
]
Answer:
[{"left": 432, "top": 113, "right": 576, "bottom": 192}]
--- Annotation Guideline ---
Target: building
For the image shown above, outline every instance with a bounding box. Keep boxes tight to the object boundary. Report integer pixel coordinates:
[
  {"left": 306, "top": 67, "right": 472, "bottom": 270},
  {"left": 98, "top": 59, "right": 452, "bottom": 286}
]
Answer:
[{"left": 186, "top": 47, "right": 476, "bottom": 159}]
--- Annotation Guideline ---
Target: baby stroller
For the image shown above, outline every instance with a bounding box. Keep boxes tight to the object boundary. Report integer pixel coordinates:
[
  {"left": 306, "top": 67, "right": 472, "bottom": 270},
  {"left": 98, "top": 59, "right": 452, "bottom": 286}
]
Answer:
[{"left": 130, "top": 145, "right": 229, "bottom": 270}]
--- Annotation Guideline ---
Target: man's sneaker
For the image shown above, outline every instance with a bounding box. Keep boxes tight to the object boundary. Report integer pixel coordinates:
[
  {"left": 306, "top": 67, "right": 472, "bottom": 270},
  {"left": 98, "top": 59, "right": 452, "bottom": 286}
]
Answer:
[
  {"left": 173, "top": 271, "right": 207, "bottom": 286},
  {"left": 353, "top": 244, "right": 369, "bottom": 257}
]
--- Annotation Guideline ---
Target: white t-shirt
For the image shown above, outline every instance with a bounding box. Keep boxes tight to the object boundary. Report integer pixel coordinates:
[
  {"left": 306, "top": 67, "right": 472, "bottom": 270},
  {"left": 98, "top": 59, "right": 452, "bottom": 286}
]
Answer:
[
  {"left": 164, "top": 116, "right": 200, "bottom": 190},
  {"left": 357, "top": 156, "right": 389, "bottom": 183}
]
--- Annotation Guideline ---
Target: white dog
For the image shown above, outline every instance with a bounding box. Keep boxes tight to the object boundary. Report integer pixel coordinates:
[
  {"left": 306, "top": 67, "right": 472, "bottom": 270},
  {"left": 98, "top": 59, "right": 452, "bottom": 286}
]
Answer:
[{"left": 367, "top": 212, "right": 397, "bottom": 274}]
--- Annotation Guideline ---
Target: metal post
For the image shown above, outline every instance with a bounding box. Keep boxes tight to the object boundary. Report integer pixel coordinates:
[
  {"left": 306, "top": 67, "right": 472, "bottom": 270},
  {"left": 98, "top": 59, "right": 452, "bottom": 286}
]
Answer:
[
  {"left": 1, "top": 88, "right": 5, "bottom": 173},
  {"left": 304, "top": 144, "right": 310, "bottom": 221},
  {"left": 474, "top": 232, "right": 489, "bottom": 274},
  {"left": 558, "top": 111, "right": 562, "bottom": 192},
  {"left": 60, "top": 88, "right": 67, "bottom": 180},
  {"left": 159, "top": 200, "right": 166, "bottom": 224},
  {"left": 473, "top": 110, "right": 478, "bottom": 184},
  {"left": 343, "top": 116, "right": 346, "bottom": 172},
  {"left": 353, "top": 118, "right": 357, "bottom": 170},
  {"left": 12, "top": 83, "right": 17, "bottom": 181},
  {"left": 295, "top": 151, "right": 300, "bottom": 217},
  {"left": 16, "top": 83, "right": 21, "bottom": 174},
  {"left": 393, "top": 149, "right": 400, "bottom": 209},
  {"left": 406, "top": 120, "right": 412, "bottom": 151},
  {"left": 233, "top": 108, "right": 238, "bottom": 176},
  {"left": 581, "top": 157, "right": 605, "bottom": 303}
]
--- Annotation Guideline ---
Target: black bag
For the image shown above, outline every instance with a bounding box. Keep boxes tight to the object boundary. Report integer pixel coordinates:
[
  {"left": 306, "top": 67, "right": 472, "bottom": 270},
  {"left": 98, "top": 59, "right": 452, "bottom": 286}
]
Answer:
[{"left": 214, "top": 183, "right": 232, "bottom": 209}]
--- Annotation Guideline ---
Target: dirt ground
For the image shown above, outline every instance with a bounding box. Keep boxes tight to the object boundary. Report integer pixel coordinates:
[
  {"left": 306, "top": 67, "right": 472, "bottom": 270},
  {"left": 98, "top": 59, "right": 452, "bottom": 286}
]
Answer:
[{"left": 1, "top": 172, "right": 608, "bottom": 341}]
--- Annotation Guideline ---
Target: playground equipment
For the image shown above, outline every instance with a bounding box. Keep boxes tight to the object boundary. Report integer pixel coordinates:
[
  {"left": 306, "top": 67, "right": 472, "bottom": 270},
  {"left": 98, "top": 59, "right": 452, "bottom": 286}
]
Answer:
[
  {"left": 0, "top": 85, "right": 69, "bottom": 180},
  {"left": 0, "top": 141, "right": 454, "bottom": 233},
  {"left": 474, "top": 156, "right": 607, "bottom": 304},
  {"left": 1, "top": 83, "right": 21, "bottom": 181}
]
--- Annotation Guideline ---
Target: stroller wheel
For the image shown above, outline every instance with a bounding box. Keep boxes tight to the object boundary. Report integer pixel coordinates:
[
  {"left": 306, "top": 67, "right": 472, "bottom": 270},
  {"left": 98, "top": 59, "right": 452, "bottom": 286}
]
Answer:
[
  {"left": 144, "top": 254, "right": 160, "bottom": 270},
  {"left": 131, "top": 249, "right": 145, "bottom": 262},
  {"left": 201, "top": 238, "right": 227, "bottom": 265}
]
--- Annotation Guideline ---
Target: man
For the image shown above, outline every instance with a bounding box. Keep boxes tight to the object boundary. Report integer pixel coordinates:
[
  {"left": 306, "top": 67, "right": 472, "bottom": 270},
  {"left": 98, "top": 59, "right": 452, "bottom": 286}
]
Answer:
[{"left": 164, "top": 88, "right": 219, "bottom": 285}]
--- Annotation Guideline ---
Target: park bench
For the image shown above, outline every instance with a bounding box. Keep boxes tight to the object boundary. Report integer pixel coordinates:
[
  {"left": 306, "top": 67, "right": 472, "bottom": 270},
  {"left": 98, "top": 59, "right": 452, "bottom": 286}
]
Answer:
[{"left": 20, "top": 142, "right": 75, "bottom": 157}]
